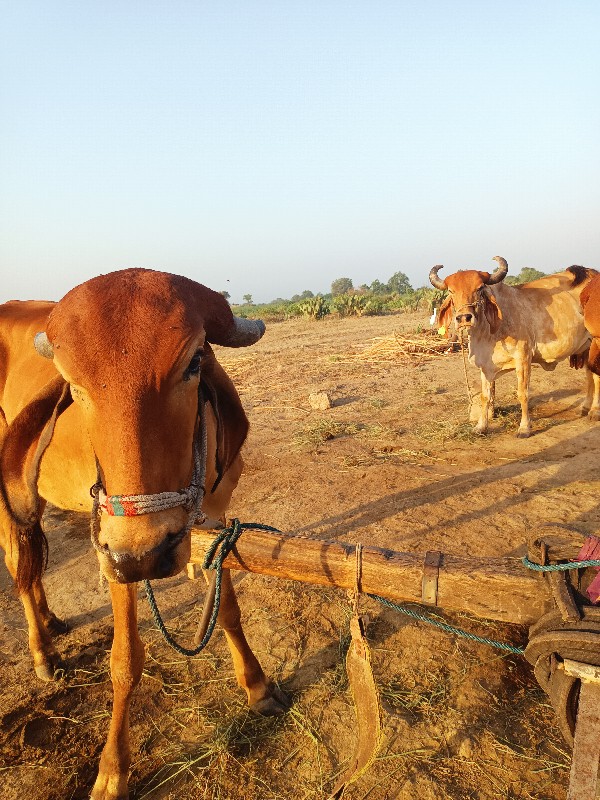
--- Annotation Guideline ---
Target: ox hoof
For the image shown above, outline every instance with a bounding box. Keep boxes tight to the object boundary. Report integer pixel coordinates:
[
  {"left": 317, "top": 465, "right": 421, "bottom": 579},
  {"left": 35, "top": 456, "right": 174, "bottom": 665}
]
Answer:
[
  {"left": 34, "top": 655, "right": 67, "bottom": 681},
  {"left": 90, "top": 772, "right": 129, "bottom": 800},
  {"left": 250, "top": 684, "right": 292, "bottom": 717},
  {"left": 516, "top": 430, "right": 531, "bottom": 439},
  {"left": 43, "top": 612, "right": 70, "bottom": 635},
  {"left": 587, "top": 410, "right": 600, "bottom": 422}
]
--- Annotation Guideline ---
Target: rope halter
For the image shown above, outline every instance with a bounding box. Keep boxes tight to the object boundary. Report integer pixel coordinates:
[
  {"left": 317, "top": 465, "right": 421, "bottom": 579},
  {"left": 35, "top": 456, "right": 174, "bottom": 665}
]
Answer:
[
  {"left": 453, "top": 297, "right": 483, "bottom": 323},
  {"left": 89, "top": 391, "right": 208, "bottom": 559}
]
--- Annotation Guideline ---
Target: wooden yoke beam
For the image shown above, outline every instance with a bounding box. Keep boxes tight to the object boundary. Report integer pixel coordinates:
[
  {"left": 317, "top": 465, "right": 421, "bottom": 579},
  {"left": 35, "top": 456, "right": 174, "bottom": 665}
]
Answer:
[{"left": 189, "top": 527, "right": 553, "bottom": 626}]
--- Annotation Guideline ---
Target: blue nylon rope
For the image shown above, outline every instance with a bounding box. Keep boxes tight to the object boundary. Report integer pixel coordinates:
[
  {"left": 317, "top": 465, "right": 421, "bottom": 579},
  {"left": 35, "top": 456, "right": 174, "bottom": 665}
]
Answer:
[
  {"left": 144, "top": 520, "right": 282, "bottom": 657},
  {"left": 369, "top": 594, "right": 526, "bottom": 655},
  {"left": 522, "top": 556, "right": 600, "bottom": 572}
]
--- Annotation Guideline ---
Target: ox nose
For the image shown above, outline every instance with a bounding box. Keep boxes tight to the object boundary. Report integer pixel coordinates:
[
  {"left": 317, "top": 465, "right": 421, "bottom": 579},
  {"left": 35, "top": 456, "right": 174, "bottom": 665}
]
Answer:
[
  {"left": 456, "top": 313, "right": 473, "bottom": 325},
  {"left": 102, "top": 529, "right": 190, "bottom": 583}
]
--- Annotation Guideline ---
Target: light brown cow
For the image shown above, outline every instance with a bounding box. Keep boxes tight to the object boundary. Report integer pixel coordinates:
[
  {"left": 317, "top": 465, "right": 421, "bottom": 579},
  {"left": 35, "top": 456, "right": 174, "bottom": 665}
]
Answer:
[
  {"left": 0, "top": 269, "right": 289, "bottom": 800},
  {"left": 429, "top": 257, "right": 600, "bottom": 437},
  {"left": 580, "top": 273, "right": 600, "bottom": 376}
]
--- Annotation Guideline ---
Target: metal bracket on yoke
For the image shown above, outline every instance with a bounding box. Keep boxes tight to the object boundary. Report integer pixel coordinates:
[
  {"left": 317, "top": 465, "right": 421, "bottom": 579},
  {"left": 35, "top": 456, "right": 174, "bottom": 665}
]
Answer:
[
  {"left": 559, "top": 659, "right": 600, "bottom": 800},
  {"left": 422, "top": 551, "right": 442, "bottom": 606}
]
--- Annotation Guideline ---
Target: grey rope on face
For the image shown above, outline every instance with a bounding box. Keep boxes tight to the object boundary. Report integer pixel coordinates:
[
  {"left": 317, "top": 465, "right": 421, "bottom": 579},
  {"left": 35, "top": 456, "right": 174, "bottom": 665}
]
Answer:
[{"left": 94, "top": 482, "right": 200, "bottom": 515}]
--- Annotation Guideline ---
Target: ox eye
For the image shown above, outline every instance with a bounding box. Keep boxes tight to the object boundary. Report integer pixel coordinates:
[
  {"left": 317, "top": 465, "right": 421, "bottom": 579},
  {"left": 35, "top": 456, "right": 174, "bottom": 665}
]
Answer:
[{"left": 183, "top": 349, "right": 203, "bottom": 381}]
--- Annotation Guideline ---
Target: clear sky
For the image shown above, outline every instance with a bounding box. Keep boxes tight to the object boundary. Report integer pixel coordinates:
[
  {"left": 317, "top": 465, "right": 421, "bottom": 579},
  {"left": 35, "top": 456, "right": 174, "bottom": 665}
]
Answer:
[{"left": 1, "top": 1, "right": 598, "bottom": 304}]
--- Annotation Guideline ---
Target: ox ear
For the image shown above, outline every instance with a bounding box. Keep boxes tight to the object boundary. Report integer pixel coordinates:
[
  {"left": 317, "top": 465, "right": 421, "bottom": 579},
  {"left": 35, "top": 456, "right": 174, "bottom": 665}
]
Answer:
[
  {"left": 1, "top": 375, "right": 73, "bottom": 527},
  {"left": 1, "top": 375, "right": 72, "bottom": 593},
  {"left": 438, "top": 295, "right": 453, "bottom": 336},
  {"left": 199, "top": 344, "right": 249, "bottom": 493},
  {"left": 484, "top": 291, "right": 503, "bottom": 334}
]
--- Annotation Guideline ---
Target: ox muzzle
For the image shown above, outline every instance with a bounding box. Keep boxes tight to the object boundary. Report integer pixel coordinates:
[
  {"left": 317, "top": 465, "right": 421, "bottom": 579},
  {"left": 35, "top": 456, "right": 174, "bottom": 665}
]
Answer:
[
  {"left": 94, "top": 525, "right": 191, "bottom": 583},
  {"left": 454, "top": 301, "right": 482, "bottom": 330},
  {"left": 454, "top": 303, "right": 479, "bottom": 328}
]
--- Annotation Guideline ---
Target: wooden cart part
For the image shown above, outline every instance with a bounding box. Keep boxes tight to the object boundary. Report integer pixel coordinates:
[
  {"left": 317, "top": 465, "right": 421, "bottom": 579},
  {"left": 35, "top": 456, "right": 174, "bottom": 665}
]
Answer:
[
  {"left": 189, "top": 526, "right": 553, "bottom": 626},
  {"left": 187, "top": 525, "right": 600, "bottom": 797}
]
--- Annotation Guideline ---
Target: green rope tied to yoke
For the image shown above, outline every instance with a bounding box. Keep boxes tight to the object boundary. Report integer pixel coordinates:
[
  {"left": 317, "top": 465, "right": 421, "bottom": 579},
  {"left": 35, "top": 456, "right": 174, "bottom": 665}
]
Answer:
[
  {"left": 522, "top": 556, "right": 600, "bottom": 572},
  {"left": 369, "top": 594, "right": 526, "bottom": 656},
  {"left": 144, "top": 520, "right": 282, "bottom": 657}
]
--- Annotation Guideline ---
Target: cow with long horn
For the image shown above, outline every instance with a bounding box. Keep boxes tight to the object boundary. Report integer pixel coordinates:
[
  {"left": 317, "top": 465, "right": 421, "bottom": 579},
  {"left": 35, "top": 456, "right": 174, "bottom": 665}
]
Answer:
[
  {"left": 429, "top": 257, "right": 600, "bottom": 437},
  {"left": 0, "top": 268, "right": 288, "bottom": 800}
]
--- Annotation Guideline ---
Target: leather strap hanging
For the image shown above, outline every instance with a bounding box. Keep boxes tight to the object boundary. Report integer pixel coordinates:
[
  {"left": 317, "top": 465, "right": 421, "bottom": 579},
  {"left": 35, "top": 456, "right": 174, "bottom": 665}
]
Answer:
[{"left": 329, "top": 544, "right": 382, "bottom": 799}]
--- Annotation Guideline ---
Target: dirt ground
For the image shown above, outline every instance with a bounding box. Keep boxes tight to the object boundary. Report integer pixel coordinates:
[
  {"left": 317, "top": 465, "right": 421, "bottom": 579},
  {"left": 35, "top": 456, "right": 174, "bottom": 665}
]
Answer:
[{"left": 2, "top": 310, "right": 600, "bottom": 800}]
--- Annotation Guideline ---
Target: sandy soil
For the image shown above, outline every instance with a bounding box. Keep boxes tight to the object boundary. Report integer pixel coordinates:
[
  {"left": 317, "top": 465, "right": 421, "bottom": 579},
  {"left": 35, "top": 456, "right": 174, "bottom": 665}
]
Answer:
[{"left": 2, "top": 310, "right": 599, "bottom": 800}]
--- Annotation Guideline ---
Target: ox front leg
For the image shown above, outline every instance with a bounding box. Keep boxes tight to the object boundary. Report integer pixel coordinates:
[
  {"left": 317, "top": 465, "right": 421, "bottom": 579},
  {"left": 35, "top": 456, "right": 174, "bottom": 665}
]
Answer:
[
  {"left": 2, "top": 551, "right": 66, "bottom": 679},
  {"left": 515, "top": 356, "right": 532, "bottom": 438},
  {"left": 216, "top": 568, "right": 290, "bottom": 715},
  {"left": 91, "top": 583, "right": 144, "bottom": 800},
  {"left": 33, "top": 578, "right": 70, "bottom": 635},
  {"left": 583, "top": 368, "right": 600, "bottom": 422},
  {"left": 473, "top": 374, "right": 494, "bottom": 434},
  {"left": 0, "top": 495, "right": 67, "bottom": 678}
]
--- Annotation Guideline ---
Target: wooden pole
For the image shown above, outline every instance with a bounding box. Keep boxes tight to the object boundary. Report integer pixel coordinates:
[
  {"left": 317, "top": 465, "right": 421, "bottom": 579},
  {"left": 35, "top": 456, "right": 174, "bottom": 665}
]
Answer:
[{"left": 189, "top": 527, "right": 552, "bottom": 626}]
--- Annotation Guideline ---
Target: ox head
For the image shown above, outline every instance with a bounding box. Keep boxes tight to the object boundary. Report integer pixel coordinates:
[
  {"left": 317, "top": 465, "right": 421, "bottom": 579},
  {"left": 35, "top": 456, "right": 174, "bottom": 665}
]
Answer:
[
  {"left": 12, "top": 269, "right": 264, "bottom": 586},
  {"left": 429, "top": 256, "right": 508, "bottom": 335}
]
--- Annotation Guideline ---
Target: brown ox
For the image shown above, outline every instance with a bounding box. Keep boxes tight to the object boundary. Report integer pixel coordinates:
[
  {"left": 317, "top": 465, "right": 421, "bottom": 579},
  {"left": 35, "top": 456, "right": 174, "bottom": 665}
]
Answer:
[
  {"left": 429, "top": 257, "right": 600, "bottom": 437},
  {"left": 0, "top": 269, "right": 289, "bottom": 800},
  {"left": 580, "top": 273, "right": 600, "bottom": 376}
]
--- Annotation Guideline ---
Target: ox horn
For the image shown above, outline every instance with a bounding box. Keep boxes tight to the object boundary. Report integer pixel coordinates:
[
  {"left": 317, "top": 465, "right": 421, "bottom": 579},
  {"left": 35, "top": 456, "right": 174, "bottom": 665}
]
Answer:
[
  {"left": 222, "top": 317, "right": 266, "bottom": 347},
  {"left": 429, "top": 265, "right": 447, "bottom": 290},
  {"left": 486, "top": 256, "right": 509, "bottom": 285},
  {"left": 34, "top": 332, "right": 54, "bottom": 359}
]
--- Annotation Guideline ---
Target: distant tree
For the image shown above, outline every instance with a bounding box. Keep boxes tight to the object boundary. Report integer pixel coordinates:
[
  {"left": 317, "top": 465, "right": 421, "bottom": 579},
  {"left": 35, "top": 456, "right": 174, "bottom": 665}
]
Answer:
[
  {"left": 387, "top": 271, "right": 412, "bottom": 295},
  {"left": 243, "top": 293, "right": 253, "bottom": 304},
  {"left": 220, "top": 290, "right": 231, "bottom": 301},
  {"left": 505, "top": 267, "right": 546, "bottom": 286},
  {"left": 369, "top": 279, "right": 388, "bottom": 295},
  {"left": 291, "top": 289, "right": 314, "bottom": 302},
  {"left": 331, "top": 277, "right": 353, "bottom": 296}
]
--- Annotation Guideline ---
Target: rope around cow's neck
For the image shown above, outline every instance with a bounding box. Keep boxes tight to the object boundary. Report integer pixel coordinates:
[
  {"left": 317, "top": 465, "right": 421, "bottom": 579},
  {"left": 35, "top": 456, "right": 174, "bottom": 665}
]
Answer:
[{"left": 458, "top": 328, "right": 477, "bottom": 412}]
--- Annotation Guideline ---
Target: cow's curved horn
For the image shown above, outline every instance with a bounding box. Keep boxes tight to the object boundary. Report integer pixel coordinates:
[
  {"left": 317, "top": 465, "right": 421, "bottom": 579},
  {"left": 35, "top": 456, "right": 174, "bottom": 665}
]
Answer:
[
  {"left": 429, "top": 265, "right": 447, "bottom": 290},
  {"left": 486, "top": 256, "right": 509, "bottom": 285},
  {"left": 222, "top": 316, "right": 266, "bottom": 348},
  {"left": 34, "top": 332, "right": 54, "bottom": 359}
]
